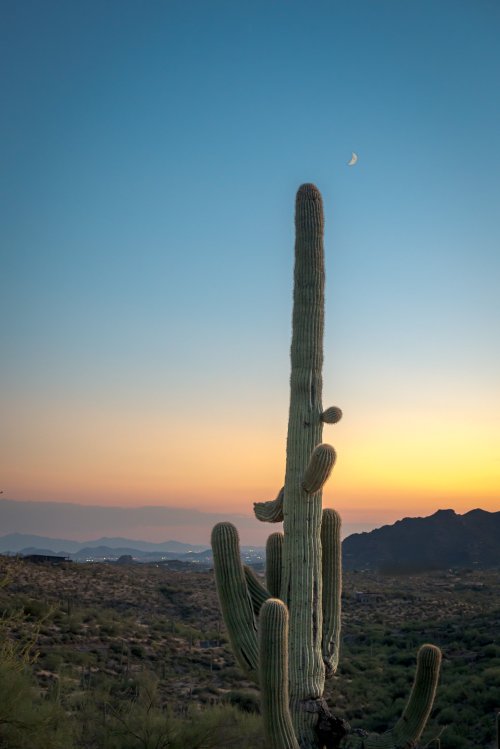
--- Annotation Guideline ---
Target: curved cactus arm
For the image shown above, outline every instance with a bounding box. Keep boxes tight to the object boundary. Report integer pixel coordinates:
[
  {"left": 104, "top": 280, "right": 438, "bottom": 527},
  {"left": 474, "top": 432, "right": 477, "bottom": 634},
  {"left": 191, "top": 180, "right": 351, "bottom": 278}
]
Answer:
[
  {"left": 254, "top": 486, "right": 284, "bottom": 522},
  {"left": 302, "top": 443, "right": 336, "bottom": 494},
  {"left": 244, "top": 564, "right": 271, "bottom": 616},
  {"left": 266, "top": 532, "right": 284, "bottom": 598},
  {"left": 211, "top": 523, "right": 259, "bottom": 679},
  {"left": 259, "top": 599, "right": 300, "bottom": 749},
  {"left": 321, "top": 406, "right": 343, "bottom": 424},
  {"left": 321, "top": 508, "right": 342, "bottom": 677},
  {"left": 339, "top": 645, "right": 442, "bottom": 749},
  {"left": 390, "top": 644, "right": 441, "bottom": 747}
]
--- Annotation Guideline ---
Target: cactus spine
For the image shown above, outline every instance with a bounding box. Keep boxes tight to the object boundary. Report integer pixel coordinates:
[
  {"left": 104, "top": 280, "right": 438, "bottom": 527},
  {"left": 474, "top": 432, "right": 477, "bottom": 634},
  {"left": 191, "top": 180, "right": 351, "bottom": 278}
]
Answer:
[{"left": 211, "top": 185, "right": 441, "bottom": 749}]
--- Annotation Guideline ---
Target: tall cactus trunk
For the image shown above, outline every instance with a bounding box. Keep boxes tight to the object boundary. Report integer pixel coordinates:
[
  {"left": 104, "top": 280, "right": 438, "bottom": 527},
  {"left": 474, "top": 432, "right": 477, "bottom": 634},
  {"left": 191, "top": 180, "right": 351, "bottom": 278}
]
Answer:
[
  {"left": 211, "top": 184, "right": 441, "bottom": 749},
  {"left": 282, "top": 184, "right": 326, "bottom": 747}
]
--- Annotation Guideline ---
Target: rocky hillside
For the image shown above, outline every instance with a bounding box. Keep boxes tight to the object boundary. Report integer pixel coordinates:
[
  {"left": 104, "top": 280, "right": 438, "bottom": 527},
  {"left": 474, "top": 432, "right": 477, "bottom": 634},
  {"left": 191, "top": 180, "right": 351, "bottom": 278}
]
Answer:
[{"left": 343, "top": 508, "right": 500, "bottom": 571}]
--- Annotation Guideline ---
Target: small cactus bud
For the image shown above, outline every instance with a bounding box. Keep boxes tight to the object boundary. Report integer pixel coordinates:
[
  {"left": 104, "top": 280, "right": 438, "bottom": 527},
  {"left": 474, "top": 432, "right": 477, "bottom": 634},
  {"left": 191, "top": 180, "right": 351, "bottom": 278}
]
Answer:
[
  {"left": 321, "top": 406, "right": 343, "bottom": 424},
  {"left": 302, "top": 444, "right": 336, "bottom": 493}
]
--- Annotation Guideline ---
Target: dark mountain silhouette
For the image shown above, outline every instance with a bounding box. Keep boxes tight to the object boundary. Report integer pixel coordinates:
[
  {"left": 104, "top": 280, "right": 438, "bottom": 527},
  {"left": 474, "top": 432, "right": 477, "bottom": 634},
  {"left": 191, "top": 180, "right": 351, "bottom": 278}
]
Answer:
[{"left": 342, "top": 508, "right": 500, "bottom": 572}]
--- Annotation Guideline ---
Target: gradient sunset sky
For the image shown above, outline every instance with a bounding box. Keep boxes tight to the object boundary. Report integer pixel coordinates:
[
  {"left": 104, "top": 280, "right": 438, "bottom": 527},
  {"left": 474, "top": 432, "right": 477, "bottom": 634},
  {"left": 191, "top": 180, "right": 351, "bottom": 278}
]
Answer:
[{"left": 1, "top": 1, "right": 499, "bottom": 543}]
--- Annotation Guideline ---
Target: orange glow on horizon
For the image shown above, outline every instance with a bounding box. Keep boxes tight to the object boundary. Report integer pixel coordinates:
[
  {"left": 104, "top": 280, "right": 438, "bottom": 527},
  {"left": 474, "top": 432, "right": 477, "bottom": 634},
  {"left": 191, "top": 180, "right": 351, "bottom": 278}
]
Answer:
[{"left": 2, "top": 386, "right": 498, "bottom": 525}]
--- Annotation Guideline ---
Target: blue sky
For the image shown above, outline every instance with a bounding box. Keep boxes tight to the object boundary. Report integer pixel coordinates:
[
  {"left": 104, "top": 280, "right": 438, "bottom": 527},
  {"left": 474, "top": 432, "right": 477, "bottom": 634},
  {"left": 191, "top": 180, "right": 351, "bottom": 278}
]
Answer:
[{"left": 1, "top": 1, "right": 499, "bottom": 542}]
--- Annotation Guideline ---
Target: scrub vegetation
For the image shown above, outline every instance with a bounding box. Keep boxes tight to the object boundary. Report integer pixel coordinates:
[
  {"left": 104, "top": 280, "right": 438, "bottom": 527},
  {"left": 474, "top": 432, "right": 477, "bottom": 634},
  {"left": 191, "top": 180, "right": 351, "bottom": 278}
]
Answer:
[{"left": 0, "top": 556, "right": 498, "bottom": 748}]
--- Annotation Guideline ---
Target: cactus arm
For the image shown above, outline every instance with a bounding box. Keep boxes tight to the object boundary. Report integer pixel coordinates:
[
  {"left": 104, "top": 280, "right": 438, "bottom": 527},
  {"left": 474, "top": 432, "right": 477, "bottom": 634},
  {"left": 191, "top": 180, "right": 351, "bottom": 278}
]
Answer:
[
  {"left": 302, "top": 443, "right": 336, "bottom": 494},
  {"left": 390, "top": 644, "right": 442, "bottom": 747},
  {"left": 211, "top": 522, "right": 259, "bottom": 678},
  {"left": 266, "top": 532, "right": 284, "bottom": 598},
  {"left": 254, "top": 487, "right": 284, "bottom": 522},
  {"left": 339, "top": 645, "right": 442, "bottom": 749},
  {"left": 321, "top": 508, "right": 342, "bottom": 677},
  {"left": 259, "top": 599, "right": 300, "bottom": 749},
  {"left": 243, "top": 564, "right": 271, "bottom": 616}
]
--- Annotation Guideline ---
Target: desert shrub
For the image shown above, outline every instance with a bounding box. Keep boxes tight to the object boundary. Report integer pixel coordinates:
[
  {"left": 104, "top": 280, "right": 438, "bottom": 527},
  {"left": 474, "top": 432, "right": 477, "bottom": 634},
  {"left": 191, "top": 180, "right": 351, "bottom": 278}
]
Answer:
[
  {"left": 159, "top": 585, "right": 183, "bottom": 599},
  {"left": 483, "top": 643, "right": 500, "bottom": 658},
  {"left": 225, "top": 689, "right": 261, "bottom": 714},
  {"left": 482, "top": 666, "right": 500, "bottom": 686},
  {"left": 217, "top": 665, "right": 242, "bottom": 682},
  {"left": 22, "top": 599, "right": 50, "bottom": 621},
  {"left": 42, "top": 652, "right": 64, "bottom": 672},
  {"left": 72, "top": 671, "right": 264, "bottom": 749},
  {"left": 437, "top": 706, "right": 459, "bottom": 725},
  {"left": 0, "top": 612, "right": 73, "bottom": 748},
  {"left": 100, "top": 621, "right": 119, "bottom": 636},
  {"left": 172, "top": 704, "right": 264, "bottom": 749},
  {"left": 441, "top": 727, "right": 468, "bottom": 749},
  {"left": 0, "top": 664, "right": 73, "bottom": 749}
]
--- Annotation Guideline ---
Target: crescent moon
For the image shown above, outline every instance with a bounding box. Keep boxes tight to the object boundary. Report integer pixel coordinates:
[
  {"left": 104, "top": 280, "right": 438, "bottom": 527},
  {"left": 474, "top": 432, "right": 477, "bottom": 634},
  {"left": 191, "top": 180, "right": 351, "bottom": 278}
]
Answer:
[{"left": 347, "top": 152, "right": 358, "bottom": 166}]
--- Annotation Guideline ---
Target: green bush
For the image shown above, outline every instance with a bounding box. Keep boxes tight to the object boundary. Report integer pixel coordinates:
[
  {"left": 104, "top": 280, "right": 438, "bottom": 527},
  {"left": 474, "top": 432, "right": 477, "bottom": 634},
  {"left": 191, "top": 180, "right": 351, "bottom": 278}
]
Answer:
[
  {"left": 225, "top": 689, "right": 261, "bottom": 714},
  {"left": 0, "top": 614, "right": 73, "bottom": 749}
]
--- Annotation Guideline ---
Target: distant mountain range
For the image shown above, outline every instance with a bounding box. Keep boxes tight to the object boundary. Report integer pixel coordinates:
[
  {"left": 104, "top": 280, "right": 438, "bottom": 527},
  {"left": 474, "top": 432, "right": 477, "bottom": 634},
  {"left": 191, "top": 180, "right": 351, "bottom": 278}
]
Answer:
[
  {"left": 343, "top": 508, "right": 500, "bottom": 572},
  {"left": 0, "top": 533, "right": 209, "bottom": 555},
  {"left": 0, "top": 533, "right": 258, "bottom": 563},
  {"left": 0, "top": 498, "right": 377, "bottom": 546},
  {"left": 1, "top": 508, "right": 498, "bottom": 570}
]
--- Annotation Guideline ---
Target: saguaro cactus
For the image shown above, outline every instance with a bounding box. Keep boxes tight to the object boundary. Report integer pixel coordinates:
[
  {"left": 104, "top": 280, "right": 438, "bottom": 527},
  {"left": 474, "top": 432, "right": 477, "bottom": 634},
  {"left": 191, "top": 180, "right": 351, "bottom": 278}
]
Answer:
[{"left": 211, "top": 184, "right": 441, "bottom": 749}]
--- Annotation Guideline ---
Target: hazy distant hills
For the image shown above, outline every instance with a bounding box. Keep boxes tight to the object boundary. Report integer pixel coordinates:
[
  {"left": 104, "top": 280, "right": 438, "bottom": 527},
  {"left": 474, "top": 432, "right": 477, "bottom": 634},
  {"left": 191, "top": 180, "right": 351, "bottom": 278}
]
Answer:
[
  {"left": 1, "top": 508, "right": 498, "bottom": 570},
  {"left": 343, "top": 508, "right": 500, "bottom": 572},
  {"left": 0, "top": 499, "right": 267, "bottom": 545},
  {"left": 0, "top": 533, "right": 262, "bottom": 563},
  {"left": 0, "top": 499, "right": 377, "bottom": 546},
  {"left": 0, "top": 533, "right": 209, "bottom": 554},
  {"left": 0, "top": 533, "right": 213, "bottom": 561}
]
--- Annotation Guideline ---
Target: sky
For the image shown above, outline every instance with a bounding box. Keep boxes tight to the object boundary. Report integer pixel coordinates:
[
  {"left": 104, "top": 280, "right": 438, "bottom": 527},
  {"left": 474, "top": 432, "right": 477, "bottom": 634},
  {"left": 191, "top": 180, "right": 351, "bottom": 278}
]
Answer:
[{"left": 1, "top": 0, "right": 499, "bottom": 544}]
